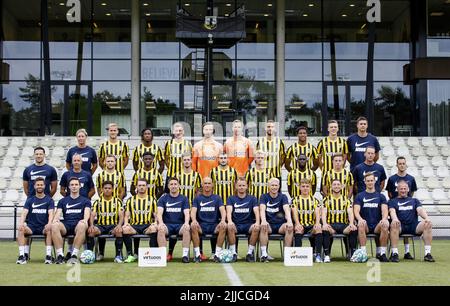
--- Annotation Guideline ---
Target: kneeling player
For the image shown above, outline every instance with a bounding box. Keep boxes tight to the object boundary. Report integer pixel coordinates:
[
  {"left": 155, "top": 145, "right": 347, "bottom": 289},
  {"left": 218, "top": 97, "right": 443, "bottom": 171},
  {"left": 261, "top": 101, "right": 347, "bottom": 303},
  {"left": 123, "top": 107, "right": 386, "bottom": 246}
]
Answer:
[
  {"left": 122, "top": 178, "right": 158, "bottom": 263},
  {"left": 191, "top": 177, "right": 227, "bottom": 263},
  {"left": 389, "top": 180, "right": 435, "bottom": 262},
  {"left": 226, "top": 178, "right": 260, "bottom": 262},
  {"left": 87, "top": 181, "right": 124, "bottom": 263},
  {"left": 157, "top": 177, "right": 191, "bottom": 263},
  {"left": 17, "top": 178, "right": 54, "bottom": 264},
  {"left": 321, "top": 179, "right": 357, "bottom": 262},
  {"left": 259, "top": 178, "right": 293, "bottom": 262},
  {"left": 291, "top": 179, "right": 323, "bottom": 262}
]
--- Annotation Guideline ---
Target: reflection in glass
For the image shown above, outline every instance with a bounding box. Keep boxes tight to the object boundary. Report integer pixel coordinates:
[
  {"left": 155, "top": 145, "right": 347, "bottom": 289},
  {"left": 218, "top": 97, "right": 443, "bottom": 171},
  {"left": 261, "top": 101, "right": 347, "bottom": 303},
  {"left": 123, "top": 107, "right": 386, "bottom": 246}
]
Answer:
[
  {"left": 141, "top": 61, "right": 179, "bottom": 80},
  {"left": 428, "top": 81, "right": 450, "bottom": 136},
  {"left": 237, "top": 61, "right": 274, "bottom": 81},
  {"left": 4, "top": 60, "right": 41, "bottom": 81},
  {"left": 285, "top": 61, "right": 322, "bottom": 81},
  {"left": 324, "top": 61, "right": 367, "bottom": 81},
  {"left": 49, "top": 60, "right": 91, "bottom": 81},
  {"left": 93, "top": 60, "right": 131, "bottom": 80}
]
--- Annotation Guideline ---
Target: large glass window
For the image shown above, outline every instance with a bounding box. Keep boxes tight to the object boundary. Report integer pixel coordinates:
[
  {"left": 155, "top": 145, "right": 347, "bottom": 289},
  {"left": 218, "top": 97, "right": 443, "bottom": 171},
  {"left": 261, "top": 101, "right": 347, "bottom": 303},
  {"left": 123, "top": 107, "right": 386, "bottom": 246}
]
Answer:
[{"left": 428, "top": 81, "right": 450, "bottom": 136}]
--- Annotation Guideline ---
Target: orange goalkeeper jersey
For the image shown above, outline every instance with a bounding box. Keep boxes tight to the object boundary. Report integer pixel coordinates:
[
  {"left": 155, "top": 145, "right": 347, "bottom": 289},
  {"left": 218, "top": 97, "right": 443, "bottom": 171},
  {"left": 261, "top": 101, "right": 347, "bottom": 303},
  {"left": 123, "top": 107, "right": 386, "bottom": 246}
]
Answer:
[
  {"left": 192, "top": 139, "right": 223, "bottom": 179},
  {"left": 224, "top": 136, "right": 254, "bottom": 177}
]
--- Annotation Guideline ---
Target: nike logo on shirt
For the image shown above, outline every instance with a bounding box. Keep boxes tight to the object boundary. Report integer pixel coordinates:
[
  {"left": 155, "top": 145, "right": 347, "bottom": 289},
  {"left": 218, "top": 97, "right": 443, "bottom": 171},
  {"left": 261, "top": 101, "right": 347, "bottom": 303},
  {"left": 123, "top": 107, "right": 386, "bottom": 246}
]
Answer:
[
  {"left": 32, "top": 202, "right": 47, "bottom": 209},
  {"left": 200, "top": 200, "right": 214, "bottom": 207},
  {"left": 66, "top": 203, "right": 81, "bottom": 209},
  {"left": 355, "top": 141, "right": 369, "bottom": 147},
  {"left": 166, "top": 201, "right": 182, "bottom": 207},
  {"left": 398, "top": 201, "right": 410, "bottom": 206},
  {"left": 30, "top": 170, "right": 46, "bottom": 176},
  {"left": 234, "top": 202, "right": 249, "bottom": 208},
  {"left": 363, "top": 197, "right": 378, "bottom": 202},
  {"left": 266, "top": 201, "right": 280, "bottom": 207}
]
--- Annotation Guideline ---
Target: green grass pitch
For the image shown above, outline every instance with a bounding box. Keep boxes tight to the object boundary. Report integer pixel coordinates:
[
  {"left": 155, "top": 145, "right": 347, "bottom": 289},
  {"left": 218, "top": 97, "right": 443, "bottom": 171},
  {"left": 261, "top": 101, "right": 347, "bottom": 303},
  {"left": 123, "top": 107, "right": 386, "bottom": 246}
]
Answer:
[{"left": 1, "top": 240, "right": 449, "bottom": 286}]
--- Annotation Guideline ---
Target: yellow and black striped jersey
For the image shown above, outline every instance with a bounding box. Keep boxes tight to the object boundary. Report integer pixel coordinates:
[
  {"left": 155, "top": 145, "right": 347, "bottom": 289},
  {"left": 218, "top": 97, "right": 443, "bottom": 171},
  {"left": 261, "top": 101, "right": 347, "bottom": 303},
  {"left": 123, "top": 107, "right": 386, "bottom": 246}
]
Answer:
[
  {"left": 286, "top": 142, "right": 318, "bottom": 170},
  {"left": 324, "top": 195, "right": 352, "bottom": 224},
  {"left": 96, "top": 170, "right": 126, "bottom": 199},
  {"left": 287, "top": 168, "right": 317, "bottom": 198},
  {"left": 177, "top": 170, "right": 202, "bottom": 206},
  {"left": 210, "top": 166, "right": 238, "bottom": 206},
  {"left": 131, "top": 168, "right": 163, "bottom": 198},
  {"left": 164, "top": 139, "right": 192, "bottom": 178},
  {"left": 292, "top": 196, "right": 321, "bottom": 226},
  {"left": 317, "top": 137, "right": 348, "bottom": 173},
  {"left": 98, "top": 140, "right": 130, "bottom": 173},
  {"left": 255, "top": 137, "right": 286, "bottom": 178},
  {"left": 245, "top": 167, "right": 274, "bottom": 200},
  {"left": 322, "top": 169, "right": 354, "bottom": 198},
  {"left": 92, "top": 196, "right": 123, "bottom": 226},
  {"left": 125, "top": 195, "right": 157, "bottom": 225},
  {"left": 132, "top": 143, "right": 163, "bottom": 170}
]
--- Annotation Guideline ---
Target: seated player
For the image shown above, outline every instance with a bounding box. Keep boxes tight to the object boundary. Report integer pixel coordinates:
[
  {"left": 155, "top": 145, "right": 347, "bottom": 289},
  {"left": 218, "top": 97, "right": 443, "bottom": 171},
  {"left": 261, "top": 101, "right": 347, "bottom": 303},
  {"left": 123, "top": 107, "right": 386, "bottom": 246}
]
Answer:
[
  {"left": 157, "top": 177, "right": 191, "bottom": 263},
  {"left": 122, "top": 178, "right": 158, "bottom": 263},
  {"left": 353, "top": 172, "right": 390, "bottom": 262},
  {"left": 226, "top": 178, "right": 260, "bottom": 262},
  {"left": 388, "top": 180, "right": 435, "bottom": 262},
  {"left": 259, "top": 178, "right": 293, "bottom": 262},
  {"left": 87, "top": 181, "right": 124, "bottom": 263},
  {"left": 52, "top": 177, "right": 91, "bottom": 264},
  {"left": 191, "top": 177, "right": 227, "bottom": 263},
  {"left": 16, "top": 178, "right": 54, "bottom": 264},
  {"left": 321, "top": 179, "right": 358, "bottom": 262},
  {"left": 291, "top": 179, "right": 323, "bottom": 263}
]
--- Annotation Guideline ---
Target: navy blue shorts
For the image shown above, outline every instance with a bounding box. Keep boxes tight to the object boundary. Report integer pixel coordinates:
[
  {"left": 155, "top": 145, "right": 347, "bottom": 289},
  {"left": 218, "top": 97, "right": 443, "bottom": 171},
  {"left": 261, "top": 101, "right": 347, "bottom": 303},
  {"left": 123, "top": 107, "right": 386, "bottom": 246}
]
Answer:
[
  {"left": 167, "top": 223, "right": 183, "bottom": 236},
  {"left": 96, "top": 225, "right": 116, "bottom": 235},
  {"left": 200, "top": 223, "right": 218, "bottom": 236},
  {"left": 330, "top": 223, "right": 347, "bottom": 234},
  {"left": 62, "top": 222, "right": 78, "bottom": 236},
  {"left": 269, "top": 223, "right": 284, "bottom": 234},
  {"left": 367, "top": 224, "right": 377, "bottom": 234},
  {"left": 236, "top": 223, "right": 253, "bottom": 235},
  {"left": 132, "top": 224, "right": 150, "bottom": 234},
  {"left": 401, "top": 222, "right": 419, "bottom": 235},
  {"left": 27, "top": 224, "right": 45, "bottom": 235}
]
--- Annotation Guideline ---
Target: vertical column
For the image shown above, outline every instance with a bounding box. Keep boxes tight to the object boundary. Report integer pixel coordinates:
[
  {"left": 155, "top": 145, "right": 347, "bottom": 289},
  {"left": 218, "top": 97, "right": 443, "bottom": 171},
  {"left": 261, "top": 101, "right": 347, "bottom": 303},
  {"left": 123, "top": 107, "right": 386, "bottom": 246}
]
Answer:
[
  {"left": 41, "top": 0, "right": 52, "bottom": 135},
  {"left": 276, "top": 0, "right": 285, "bottom": 136},
  {"left": 131, "top": 0, "right": 140, "bottom": 136}
]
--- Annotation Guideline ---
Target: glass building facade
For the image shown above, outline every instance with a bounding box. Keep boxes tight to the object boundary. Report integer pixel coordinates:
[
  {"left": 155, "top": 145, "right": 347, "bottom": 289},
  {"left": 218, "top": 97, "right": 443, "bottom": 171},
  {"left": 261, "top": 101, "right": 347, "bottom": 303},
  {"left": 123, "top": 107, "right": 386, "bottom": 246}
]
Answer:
[{"left": 1, "top": 0, "right": 449, "bottom": 137}]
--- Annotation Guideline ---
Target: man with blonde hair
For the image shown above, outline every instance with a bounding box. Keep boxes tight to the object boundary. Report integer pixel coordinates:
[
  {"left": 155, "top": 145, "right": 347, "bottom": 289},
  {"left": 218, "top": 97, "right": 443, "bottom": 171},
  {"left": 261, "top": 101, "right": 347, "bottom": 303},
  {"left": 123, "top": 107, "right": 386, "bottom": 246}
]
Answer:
[
  {"left": 224, "top": 120, "right": 254, "bottom": 177},
  {"left": 98, "top": 123, "right": 130, "bottom": 174},
  {"left": 192, "top": 122, "right": 223, "bottom": 179}
]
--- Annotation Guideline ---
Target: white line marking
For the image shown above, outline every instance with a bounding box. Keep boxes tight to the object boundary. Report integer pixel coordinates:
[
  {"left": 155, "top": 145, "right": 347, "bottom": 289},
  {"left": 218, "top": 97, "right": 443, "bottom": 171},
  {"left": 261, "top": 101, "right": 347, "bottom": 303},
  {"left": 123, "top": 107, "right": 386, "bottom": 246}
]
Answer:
[{"left": 223, "top": 264, "right": 243, "bottom": 286}]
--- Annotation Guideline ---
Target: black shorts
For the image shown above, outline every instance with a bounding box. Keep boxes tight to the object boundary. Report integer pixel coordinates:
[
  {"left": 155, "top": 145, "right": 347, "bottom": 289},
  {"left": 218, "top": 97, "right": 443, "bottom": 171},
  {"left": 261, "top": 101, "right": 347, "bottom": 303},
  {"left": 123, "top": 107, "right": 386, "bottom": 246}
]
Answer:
[
  {"left": 236, "top": 223, "right": 253, "bottom": 235},
  {"left": 330, "top": 223, "right": 348, "bottom": 234},
  {"left": 302, "top": 225, "right": 314, "bottom": 234},
  {"left": 132, "top": 224, "right": 150, "bottom": 235},
  {"left": 401, "top": 222, "right": 419, "bottom": 236},
  {"left": 96, "top": 225, "right": 116, "bottom": 235},
  {"left": 62, "top": 222, "right": 78, "bottom": 236},
  {"left": 269, "top": 223, "right": 284, "bottom": 234},
  {"left": 200, "top": 223, "right": 218, "bottom": 236},
  {"left": 27, "top": 224, "right": 45, "bottom": 235}
]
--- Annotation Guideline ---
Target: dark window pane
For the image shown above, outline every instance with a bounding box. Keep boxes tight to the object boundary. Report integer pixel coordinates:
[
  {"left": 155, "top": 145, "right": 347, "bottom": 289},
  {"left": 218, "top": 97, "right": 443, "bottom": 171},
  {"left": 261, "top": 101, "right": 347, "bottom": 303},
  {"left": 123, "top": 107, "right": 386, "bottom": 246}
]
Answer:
[{"left": 428, "top": 81, "right": 450, "bottom": 136}]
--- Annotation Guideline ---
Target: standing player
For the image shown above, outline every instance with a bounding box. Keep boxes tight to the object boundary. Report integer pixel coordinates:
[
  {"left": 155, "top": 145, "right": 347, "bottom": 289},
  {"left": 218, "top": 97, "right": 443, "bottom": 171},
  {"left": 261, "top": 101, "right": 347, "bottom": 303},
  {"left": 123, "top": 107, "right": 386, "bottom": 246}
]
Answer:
[
  {"left": 321, "top": 154, "right": 354, "bottom": 198},
  {"left": 291, "top": 179, "right": 323, "bottom": 262},
  {"left": 98, "top": 123, "right": 129, "bottom": 174},
  {"left": 353, "top": 173, "right": 390, "bottom": 262},
  {"left": 317, "top": 120, "right": 349, "bottom": 173},
  {"left": 192, "top": 122, "right": 223, "bottom": 179},
  {"left": 130, "top": 151, "right": 163, "bottom": 198},
  {"left": 389, "top": 180, "right": 435, "bottom": 262},
  {"left": 96, "top": 155, "right": 126, "bottom": 200},
  {"left": 164, "top": 122, "right": 192, "bottom": 192},
  {"left": 132, "top": 128, "right": 164, "bottom": 173},
  {"left": 157, "top": 178, "right": 191, "bottom": 263},
  {"left": 386, "top": 156, "right": 418, "bottom": 259},
  {"left": 23, "top": 147, "right": 58, "bottom": 197},
  {"left": 285, "top": 126, "right": 319, "bottom": 171},
  {"left": 226, "top": 179, "right": 260, "bottom": 262},
  {"left": 60, "top": 154, "right": 95, "bottom": 199},
  {"left": 191, "top": 177, "right": 227, "bottom": 263},
  {"left": 210, "top": 153, "right": 238, "bottom": 207},
  {"left": 256, "top": 120, "right": 286, "bottom": 185},
  {"left": 259, "top": 178, "right": 293, "bottom": 262},
  {"left": 346, "top": 117, "right": 380, "bottom": 172},
  {"left": 122, "top": 179, "right": 158, "bottom": 263},
  {"left": 87, "top": 181, "right": 124, "bottom": 263},
  {"left": 321, "top": 179, "right": 358, "bottom": 262},
  {"left": 168, "top": 153, "right": 201, "bottom": 260},
  {"left": 66, "top": 128, "right": 98, "bottom": 174},
  {"left": 245, "top": 150, "right": 274, "bottom": 200},
  {"left": 287, "top": 154, "right": 317, "bottom": 199},
  {"left": 352, "top": 146, "right": 387, "bottom": 194},
  {"left": 16, "top": 178, "right": 54, "bottom": 264},
  {"left": 224, "top": 119, "right": 254, "bottom": 177},
  {"left": 52, "top": 178, "right": 91, "bottom": 264}
]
